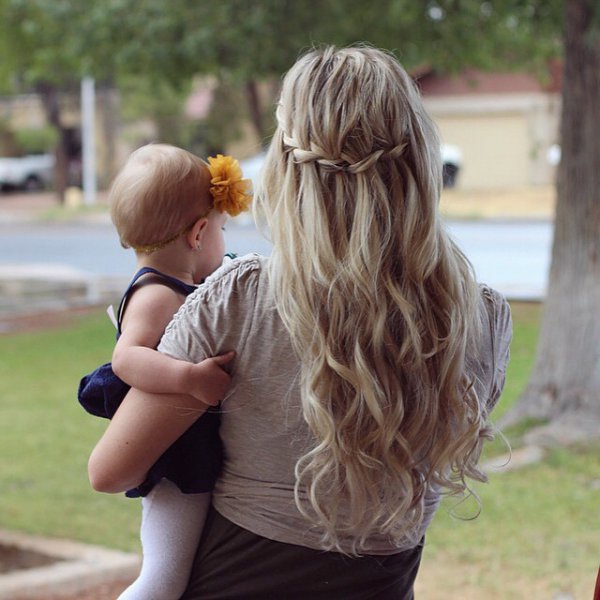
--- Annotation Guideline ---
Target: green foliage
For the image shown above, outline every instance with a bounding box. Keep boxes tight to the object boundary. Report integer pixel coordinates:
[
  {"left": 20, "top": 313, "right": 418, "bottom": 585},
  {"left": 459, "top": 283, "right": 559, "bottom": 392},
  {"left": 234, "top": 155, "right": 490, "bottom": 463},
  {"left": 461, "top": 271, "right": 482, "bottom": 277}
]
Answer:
[
  {"left": 0, "top": 0, "right": 567, "bottom": 165},
  {"left": 13, "top": 125, "right": 58, "bottom": 154},
  {"left": 198, "top": 78, "right": 247, "bottom": 155},
  {"left": 118, "top": 76, "right": 194, "bottom": 147},
  {"left": 0, "top": 0, "right": 566, "bottom": 94},
  {"left": 415, "top": 0, "right": 564, "bottom": 72},
  {"left": 0, "top": 0, "right": 86, "bottom": 90}
]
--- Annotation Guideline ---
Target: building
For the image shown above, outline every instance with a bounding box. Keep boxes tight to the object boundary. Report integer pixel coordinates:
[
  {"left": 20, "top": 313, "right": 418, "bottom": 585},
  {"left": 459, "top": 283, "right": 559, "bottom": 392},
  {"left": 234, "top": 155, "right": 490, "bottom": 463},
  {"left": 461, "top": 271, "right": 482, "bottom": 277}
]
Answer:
[{"left": 417, "top": 64, "right": 562, "bottom": 190}]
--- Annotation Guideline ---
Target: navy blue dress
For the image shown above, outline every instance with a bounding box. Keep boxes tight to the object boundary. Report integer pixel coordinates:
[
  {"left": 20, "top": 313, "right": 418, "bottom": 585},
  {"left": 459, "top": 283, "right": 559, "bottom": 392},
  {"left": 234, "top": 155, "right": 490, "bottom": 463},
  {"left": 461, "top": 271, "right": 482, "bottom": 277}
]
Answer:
[{"left": 78, "top": 267, "right": 223, "bottom": 498}]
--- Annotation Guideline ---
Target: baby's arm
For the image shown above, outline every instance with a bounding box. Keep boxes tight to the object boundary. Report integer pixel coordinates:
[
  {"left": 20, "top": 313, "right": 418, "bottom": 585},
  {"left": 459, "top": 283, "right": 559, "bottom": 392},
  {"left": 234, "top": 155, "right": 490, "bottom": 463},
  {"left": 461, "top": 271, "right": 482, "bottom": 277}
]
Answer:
[{"left": 112, "top": 283, "right": 233, "bottom": 406}]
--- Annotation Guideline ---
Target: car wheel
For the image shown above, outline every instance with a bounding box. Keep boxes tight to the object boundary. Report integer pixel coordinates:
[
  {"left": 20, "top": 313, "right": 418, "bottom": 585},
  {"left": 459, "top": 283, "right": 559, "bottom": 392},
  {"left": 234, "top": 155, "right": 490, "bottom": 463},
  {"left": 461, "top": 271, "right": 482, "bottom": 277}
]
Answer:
[
  {"left": 23, "top": 175, "right": 43, "bottom": 191},
  {"left": 442, "top": 163, "right": 459, "bottom": 188}
]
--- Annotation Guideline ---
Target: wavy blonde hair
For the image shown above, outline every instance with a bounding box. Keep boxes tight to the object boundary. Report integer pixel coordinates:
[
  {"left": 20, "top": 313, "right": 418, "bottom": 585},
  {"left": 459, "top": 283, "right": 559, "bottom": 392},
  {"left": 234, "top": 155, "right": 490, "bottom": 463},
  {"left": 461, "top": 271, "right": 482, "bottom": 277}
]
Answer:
[{"left": 255, "top": 46, "right": 492, "bottom": 554}]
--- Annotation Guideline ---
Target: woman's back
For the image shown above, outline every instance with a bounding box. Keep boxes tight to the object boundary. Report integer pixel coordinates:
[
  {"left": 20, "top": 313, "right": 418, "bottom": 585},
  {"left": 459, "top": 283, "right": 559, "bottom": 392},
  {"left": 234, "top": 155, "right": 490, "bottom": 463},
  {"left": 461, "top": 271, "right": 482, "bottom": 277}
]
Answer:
[{"left": 159, "top": 253, "right": 511, "bottom": 555}]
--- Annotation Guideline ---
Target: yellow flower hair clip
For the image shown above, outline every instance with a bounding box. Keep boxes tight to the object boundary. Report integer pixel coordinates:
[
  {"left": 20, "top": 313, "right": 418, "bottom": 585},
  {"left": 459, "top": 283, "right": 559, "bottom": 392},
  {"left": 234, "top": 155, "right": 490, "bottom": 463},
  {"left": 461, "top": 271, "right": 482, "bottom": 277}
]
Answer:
[{"left": 207, "top": 154, "right": 252, "bottom": 217}]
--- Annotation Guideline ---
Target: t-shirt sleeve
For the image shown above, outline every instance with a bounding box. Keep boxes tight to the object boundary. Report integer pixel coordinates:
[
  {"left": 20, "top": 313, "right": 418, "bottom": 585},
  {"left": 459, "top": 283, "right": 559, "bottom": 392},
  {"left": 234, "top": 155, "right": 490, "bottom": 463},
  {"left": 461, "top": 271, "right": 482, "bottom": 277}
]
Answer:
[
  {"left": 481, "top": 286, "right": 513, "bottom": 414},
  {"left": 157, "top": 255, "right": 262, "bottom": 366}
]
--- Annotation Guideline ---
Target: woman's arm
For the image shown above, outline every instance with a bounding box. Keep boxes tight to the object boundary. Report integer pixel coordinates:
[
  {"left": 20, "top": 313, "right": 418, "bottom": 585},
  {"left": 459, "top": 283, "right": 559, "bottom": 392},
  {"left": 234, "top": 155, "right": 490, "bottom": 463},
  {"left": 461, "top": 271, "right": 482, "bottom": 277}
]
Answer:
[{"left": 88, "top": 387, "right": 214, "bottom": 493}]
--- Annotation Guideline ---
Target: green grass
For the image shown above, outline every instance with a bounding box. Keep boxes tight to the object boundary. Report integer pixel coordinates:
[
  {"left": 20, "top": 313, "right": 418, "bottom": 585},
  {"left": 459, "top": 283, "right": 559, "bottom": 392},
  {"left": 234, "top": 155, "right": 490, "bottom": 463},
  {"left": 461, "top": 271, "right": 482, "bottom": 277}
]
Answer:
[
  {"left": 491, "top": 301, "right": 543, "bottom": 421},
  {"left": 421, "top": 302, "right": 599, "bottom": 599},
  {"left": 0, "top": 302, "right": 597, "bottom": 597},
  {"left": 0, "top": 311, "right": 140, "bottom": 551},
  {"left": 39, "top": 202, "right": 109, "bottom": 222}
]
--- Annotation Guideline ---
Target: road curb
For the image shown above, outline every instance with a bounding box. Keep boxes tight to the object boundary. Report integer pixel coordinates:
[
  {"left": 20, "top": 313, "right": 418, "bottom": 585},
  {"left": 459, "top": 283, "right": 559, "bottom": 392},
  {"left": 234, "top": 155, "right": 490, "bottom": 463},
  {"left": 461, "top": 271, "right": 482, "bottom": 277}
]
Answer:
[
  {"left": 0, "top": 265, "right": 127, "bottom": 326},
  {"left": 0, "top": 529, "right": 139, "bottom": 600}
]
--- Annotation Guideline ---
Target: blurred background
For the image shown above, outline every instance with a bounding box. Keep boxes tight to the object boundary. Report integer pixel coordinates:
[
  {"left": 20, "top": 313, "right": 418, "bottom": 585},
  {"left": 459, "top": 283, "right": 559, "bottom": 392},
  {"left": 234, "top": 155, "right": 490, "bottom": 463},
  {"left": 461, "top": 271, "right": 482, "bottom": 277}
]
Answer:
[
  {"left": 1, "top": 2, "right": 598, "bottom": 600},
  {"left": 0, "top": 1, "right": 563, "bottom": 199}
]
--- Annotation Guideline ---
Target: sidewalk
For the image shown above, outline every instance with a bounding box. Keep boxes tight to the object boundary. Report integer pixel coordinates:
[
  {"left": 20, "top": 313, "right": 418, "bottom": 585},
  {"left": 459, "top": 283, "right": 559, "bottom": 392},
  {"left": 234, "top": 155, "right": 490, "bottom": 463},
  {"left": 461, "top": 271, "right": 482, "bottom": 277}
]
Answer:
[
  {"left": 0, "top": 186, "right": 556, "bottom": 222},
  {"left": 0, "top": 190, "right": 110, "bottom": 224},
  {"left": 0, "top": 529, "right": 138, "bottom": 600},
  {"left": 0, "top": 191, "right": 115, "bottom": 330}
]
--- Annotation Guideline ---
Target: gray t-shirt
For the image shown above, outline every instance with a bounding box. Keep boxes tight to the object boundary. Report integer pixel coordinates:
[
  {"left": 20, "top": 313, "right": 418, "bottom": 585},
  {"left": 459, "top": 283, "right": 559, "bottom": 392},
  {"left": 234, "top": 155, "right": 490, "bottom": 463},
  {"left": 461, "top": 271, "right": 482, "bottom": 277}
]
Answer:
[{"left": 159, "top": 253, "right": 512, "bottom": 555}]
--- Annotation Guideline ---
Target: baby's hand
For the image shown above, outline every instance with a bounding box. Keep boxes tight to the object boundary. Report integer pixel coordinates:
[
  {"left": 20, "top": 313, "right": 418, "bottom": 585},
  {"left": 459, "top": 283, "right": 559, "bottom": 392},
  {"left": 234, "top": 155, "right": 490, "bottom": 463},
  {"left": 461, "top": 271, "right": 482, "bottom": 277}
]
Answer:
[{"left": 186, "top": 351, "right": 235, "bottom": 406}]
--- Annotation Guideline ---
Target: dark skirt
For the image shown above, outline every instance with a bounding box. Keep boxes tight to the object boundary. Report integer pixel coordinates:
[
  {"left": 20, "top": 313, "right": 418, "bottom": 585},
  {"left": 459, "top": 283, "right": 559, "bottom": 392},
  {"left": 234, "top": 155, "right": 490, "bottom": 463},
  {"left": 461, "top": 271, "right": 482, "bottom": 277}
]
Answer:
[{"left": 181, "top": 507, "right": 423, "bottom": 600}]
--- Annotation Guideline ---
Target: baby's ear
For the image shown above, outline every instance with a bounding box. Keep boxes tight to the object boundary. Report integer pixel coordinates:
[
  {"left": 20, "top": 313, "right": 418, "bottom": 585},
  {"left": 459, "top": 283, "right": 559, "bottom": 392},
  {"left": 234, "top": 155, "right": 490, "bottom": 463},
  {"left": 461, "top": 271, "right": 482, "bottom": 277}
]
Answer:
[{"left": 186, "top": 217, "right": 208, "bottom": 250}]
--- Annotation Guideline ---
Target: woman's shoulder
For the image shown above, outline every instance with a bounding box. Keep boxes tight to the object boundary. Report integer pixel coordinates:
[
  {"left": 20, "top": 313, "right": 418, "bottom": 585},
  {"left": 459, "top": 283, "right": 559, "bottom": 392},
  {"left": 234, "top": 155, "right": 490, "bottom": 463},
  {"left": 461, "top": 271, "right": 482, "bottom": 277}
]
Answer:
[
  {"left": 204, "top": 253, "right": 268, "bottom": 287},
  {"left": 186, "top": 253, "right": 269, "bottom": 310},
  {"left": 478, "top": 284, "right": 512, "bottom": 340},
  {"left": 161, "top": 254, "right": 271, "bottom": 355},
  {"left": 474, "top": 284, "right": 513, "bottom": 413}
]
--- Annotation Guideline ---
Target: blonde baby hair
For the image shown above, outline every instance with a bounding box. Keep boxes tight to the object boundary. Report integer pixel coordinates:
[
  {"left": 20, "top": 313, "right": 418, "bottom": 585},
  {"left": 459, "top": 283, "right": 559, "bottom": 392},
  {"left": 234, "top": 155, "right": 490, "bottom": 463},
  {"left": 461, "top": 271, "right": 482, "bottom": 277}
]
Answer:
[
  {"left": 256, "top": 46, "right": 488, "bottom": 555},
  {"left": 110, "top": 143, "right": 211, "bottom": 252}
]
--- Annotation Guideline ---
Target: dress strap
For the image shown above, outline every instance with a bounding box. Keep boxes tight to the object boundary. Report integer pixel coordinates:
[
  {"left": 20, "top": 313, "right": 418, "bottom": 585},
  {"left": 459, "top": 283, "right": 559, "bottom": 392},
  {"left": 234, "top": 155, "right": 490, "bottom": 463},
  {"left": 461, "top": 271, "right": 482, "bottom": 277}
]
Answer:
[{"left": 115, "top": 267, "right": 197, "bottom": 336}]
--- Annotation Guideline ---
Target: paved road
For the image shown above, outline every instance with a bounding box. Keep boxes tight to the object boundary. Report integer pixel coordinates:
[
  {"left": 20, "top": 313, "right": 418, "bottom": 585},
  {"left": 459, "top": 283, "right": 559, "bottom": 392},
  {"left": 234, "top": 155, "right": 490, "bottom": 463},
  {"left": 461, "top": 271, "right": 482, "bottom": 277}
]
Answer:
[
  {"left": 0, "top": 219, "right": 272, "bottom": 277},
  {"left": 446, "top": 219, "right": 551, "bottom": 299},
  {"left": 0, "top": 217, "right": 552, "bottom": 301}
]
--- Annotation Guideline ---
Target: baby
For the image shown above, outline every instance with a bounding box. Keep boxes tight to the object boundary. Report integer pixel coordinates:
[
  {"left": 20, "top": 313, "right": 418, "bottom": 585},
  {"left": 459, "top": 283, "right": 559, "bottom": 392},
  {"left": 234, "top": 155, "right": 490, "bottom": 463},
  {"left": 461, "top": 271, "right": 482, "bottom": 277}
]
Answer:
[{"left": 78, "top": 144, "right": 251, "bottom": 599}]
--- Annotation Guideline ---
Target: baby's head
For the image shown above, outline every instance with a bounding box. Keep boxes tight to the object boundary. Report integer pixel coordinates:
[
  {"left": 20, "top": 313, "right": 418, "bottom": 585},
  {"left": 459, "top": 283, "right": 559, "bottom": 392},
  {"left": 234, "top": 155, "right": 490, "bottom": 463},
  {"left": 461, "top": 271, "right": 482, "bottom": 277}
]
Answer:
[{"left": 110, "top": 144, "right": 212, "bottom": 253}]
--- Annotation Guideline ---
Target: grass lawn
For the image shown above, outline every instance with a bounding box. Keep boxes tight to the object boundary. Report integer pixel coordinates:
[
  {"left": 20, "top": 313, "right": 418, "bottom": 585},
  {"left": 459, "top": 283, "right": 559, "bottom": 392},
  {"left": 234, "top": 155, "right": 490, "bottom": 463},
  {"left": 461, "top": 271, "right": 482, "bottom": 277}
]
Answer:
[
  {"left": 0, "top": 302, "right": 597, "bottom": 599},
  {"left": 0, "top": 310, "right": 140, "bottom": 551},
  {"left": 416, "top": 303, "right": 599, "bottom": 600}
]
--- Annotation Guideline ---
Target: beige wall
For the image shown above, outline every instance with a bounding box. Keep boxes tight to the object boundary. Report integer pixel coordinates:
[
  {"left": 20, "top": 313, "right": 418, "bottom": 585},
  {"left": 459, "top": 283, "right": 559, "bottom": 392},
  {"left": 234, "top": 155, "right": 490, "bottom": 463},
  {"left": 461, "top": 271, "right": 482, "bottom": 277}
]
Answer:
[
  {"left": 424, "top": 93, "right": 560, "bottom": 190},
  {"left": 437, "top": 113, "right": 529, "bottom": 189}
]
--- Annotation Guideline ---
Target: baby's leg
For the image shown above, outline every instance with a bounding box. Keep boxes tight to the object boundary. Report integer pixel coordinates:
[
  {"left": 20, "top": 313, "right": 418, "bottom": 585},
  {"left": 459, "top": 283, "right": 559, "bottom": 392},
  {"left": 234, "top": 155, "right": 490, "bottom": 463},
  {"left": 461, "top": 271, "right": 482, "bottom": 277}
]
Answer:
[{"left": 118, "top": 479, "right": 210, "bottom": 600}]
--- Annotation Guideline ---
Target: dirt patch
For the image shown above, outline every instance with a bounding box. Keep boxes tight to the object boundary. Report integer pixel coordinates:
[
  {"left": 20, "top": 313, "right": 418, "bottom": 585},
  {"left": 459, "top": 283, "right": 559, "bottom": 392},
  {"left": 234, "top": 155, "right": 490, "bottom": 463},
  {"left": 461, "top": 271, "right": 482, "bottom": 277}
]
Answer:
[
  {"left": 0, "top": 544, "right": 61, "bottom": 574},
  {"left": 31, "top": 577, "right": 134, "bottom": 600},
  {"left": 0, "top": 305, "right": 104, "bottom": 335}
]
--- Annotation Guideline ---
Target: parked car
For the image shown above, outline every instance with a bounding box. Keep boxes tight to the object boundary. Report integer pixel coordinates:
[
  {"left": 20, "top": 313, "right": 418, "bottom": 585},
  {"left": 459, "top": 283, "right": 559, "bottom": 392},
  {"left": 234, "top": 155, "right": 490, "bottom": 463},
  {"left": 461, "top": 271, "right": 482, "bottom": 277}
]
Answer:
[
  {"left": 0, "top": 154, "right": 55, "bottom": 191},
  {"left": 241, "top": 145, "right": 463, "bottom": 190},
  {"left": 441, "top": 143, "right": 462, "bottom": 188}
]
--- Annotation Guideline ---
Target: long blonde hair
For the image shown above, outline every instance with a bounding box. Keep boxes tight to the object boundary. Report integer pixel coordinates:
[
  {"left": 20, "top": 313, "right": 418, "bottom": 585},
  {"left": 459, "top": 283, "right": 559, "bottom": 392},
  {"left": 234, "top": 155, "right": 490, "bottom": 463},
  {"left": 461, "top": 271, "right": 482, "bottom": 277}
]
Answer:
[{"left": 256, "top": 46, "right": 490, "bottom": 554}]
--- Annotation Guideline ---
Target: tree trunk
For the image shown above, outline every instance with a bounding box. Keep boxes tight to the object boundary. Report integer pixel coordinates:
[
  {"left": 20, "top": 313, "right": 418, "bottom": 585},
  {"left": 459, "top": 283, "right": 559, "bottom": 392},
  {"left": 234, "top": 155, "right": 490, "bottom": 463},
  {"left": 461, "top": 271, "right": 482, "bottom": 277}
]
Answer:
[
  {"left": 98, "top": 83, "right": 120, "bottom": 185},
  {"left": 245, "top": 79, "right": 265, "bottom": 143},
  {"left": 500, "top": 0, "right": 600, "bottom": 445},
  {"left": 36, "top": 82, "right": 69, "bottom": 204}
]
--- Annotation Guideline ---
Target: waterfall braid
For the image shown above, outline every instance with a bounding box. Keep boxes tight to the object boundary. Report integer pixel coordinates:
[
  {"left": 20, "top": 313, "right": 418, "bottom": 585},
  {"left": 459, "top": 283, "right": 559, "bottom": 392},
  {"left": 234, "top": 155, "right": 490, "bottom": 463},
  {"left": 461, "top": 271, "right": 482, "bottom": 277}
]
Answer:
[{"left": 256, "top": 47, "right": 489, "bottom": 555}]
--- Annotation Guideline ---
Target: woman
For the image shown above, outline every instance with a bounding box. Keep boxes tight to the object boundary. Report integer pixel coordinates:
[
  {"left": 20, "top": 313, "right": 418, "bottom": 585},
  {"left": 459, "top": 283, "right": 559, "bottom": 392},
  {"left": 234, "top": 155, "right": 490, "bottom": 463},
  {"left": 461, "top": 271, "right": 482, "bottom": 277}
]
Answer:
[{"left": 89, "top": 46, "right": 512, "bottom": 599}]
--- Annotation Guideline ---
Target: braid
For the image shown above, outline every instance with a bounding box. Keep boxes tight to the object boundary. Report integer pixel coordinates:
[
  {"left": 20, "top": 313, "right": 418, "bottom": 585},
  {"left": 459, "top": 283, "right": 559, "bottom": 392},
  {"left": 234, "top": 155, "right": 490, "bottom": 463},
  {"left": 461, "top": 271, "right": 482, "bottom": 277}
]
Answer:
[{"left": 283, "top": 134, "right": 407, "bottom": 174}]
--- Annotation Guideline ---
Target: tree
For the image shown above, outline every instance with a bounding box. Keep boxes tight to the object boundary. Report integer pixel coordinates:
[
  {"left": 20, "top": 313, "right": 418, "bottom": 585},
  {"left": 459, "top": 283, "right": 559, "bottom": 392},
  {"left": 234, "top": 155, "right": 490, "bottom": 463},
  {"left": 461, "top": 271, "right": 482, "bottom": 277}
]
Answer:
[
  {"left": 0, "top": 1, "right": 563, "bottom": 190},
  {"left": 0, "top": 1, "right": 87, "bottom": 201},
  {"left": 0, "top": 0, "right": 206, "bottom": 200},
  {"left": 501, "top": 0, "right": 600, "bottom": 444}
]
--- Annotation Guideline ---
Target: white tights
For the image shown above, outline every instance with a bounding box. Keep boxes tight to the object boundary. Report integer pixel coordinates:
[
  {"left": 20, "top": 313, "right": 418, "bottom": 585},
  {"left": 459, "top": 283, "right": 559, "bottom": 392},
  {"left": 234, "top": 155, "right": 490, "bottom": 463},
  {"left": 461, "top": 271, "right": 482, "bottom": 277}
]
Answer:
[{"left": 118, "top": 480, "right": 210, "bottom": 600}]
